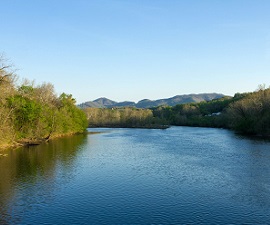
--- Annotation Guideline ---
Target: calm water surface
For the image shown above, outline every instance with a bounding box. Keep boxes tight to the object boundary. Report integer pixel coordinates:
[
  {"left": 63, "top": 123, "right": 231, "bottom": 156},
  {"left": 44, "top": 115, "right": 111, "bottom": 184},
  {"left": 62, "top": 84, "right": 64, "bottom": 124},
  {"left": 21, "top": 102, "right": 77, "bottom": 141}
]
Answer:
[{"left": 1, "top": 127, "right": 270, "bottom": 224}]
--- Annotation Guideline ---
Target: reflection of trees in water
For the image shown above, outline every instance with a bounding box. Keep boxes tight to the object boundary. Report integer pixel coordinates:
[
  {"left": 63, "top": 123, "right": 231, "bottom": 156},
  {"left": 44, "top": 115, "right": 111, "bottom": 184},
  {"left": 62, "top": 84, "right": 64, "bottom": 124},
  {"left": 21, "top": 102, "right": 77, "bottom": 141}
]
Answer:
[{"left": 0, "top": 134, "right": 87, "bottom": 224}]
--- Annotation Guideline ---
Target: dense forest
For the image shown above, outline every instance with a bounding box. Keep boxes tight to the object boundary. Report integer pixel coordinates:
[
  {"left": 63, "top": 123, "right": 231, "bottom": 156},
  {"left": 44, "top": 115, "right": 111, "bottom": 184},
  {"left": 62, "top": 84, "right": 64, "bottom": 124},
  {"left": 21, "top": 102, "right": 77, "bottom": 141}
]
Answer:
[
  {"left": 84, "top": 107, "right": 166, "bottom": 128},
  {"left": 227, "top": 86, "right": 270, "bottom": 135},
  {"left": 153, "top": 86, "right": 270, "bottom": 135},
  {"left": 0, "top": 57, "right": 87, "bottom": 149},
  {"left": 85, "top": 86, "right": 270, "bottom": 136}
]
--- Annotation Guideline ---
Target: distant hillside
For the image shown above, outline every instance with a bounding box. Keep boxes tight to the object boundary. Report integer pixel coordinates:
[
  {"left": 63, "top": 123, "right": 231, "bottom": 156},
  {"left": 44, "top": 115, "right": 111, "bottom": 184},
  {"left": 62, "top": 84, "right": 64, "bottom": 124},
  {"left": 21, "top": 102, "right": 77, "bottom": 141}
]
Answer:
[{"left": 78, "top": 93, "right": 226, "bottom": 109}]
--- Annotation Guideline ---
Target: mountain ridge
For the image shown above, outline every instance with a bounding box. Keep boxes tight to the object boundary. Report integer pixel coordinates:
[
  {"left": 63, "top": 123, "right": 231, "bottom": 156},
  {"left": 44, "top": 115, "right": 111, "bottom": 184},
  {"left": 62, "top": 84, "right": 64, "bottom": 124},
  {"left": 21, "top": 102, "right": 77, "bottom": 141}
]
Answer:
[{"left": 78, "top": 93, "right": 226, "bottom": 109}]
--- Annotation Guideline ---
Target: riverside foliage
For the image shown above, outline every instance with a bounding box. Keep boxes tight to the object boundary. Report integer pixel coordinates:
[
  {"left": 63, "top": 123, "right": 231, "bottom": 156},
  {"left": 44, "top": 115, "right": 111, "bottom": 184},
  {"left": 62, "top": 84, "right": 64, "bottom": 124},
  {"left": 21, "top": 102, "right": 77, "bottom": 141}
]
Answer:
[
  {"left": 84, "top": 107, "right": 165, "bottom": 128},
  {"left": 0, "top": 58, "right": 87, "bottom": 148},
  {"left": 84, "top": 86, "right": 270, "bottom": 136},
  {"left": 151, "top": 87, "right": 270, "bottom": 136}
]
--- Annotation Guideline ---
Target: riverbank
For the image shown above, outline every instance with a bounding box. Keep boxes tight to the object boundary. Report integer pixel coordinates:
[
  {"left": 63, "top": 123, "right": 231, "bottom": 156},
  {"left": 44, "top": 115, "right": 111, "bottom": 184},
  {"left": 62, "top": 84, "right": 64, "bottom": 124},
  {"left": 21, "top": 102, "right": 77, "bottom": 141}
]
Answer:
[
  {"left": 0, "top": 131, "right": 88, "bottom": 151},
  {"left": 1, "top": 126, "right": 169, "bottom": 150}
]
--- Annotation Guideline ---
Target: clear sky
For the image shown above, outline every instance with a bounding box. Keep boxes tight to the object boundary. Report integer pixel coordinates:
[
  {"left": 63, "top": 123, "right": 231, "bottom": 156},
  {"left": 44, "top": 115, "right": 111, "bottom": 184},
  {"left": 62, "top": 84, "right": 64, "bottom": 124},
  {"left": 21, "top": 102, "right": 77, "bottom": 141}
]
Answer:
[{"left": 1, "top": 0, "right": 270, "bottom": 103}]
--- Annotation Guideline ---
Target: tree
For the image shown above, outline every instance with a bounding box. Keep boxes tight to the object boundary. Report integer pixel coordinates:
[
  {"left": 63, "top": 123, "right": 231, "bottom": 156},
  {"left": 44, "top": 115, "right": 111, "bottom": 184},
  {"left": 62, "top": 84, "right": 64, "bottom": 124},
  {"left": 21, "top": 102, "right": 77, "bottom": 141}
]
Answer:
[
  {"left": 0, "top": 55, "right": 17, "bottom": 145},
  {"left": 227, "top": 87, "right": 270, "bottom": 135},
  {"left": 0, "top": 55, "right": 88, "bottom": 148}
]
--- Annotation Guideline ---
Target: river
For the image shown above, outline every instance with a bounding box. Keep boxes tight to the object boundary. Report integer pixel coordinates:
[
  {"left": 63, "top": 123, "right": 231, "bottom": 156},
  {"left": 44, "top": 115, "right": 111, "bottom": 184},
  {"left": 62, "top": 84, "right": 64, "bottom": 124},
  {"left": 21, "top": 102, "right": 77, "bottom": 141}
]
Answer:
[{"left": 1, "top": 127, "right": 270, "bottom": 224}]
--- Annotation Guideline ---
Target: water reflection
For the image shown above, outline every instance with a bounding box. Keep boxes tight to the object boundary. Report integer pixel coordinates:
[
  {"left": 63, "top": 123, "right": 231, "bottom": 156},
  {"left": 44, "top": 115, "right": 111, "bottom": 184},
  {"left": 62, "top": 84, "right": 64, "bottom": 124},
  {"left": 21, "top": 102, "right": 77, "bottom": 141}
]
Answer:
[
  {"left": 234, "top": 132, "right": 270, "bottom": 143},
  {"left": 0, "top": 134, "right": 87, "bottom": 225},
  {"left": 1, "top": 127, "right": 270, "bottom": 224}
]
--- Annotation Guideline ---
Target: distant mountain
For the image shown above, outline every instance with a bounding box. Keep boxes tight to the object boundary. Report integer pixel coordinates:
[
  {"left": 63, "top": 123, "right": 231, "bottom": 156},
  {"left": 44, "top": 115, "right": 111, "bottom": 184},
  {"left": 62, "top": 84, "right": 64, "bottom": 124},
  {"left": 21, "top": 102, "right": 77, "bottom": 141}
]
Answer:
[
  {"left": 78, "top": 93, "right": 226, "bottom": 109},
  {"left": 78, "top": 97, "right": 118, "bottom": 108},
  {"left": 93, "top": 98, "right": 117, "bottom": 107}
]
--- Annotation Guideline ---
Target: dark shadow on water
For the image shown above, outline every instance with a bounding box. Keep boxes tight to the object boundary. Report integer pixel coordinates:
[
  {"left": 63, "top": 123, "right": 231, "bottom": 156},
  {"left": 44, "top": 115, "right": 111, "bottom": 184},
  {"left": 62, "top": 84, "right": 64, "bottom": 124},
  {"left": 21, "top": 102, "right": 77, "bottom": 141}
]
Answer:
[
  {"left": 0, "top": 134, "right": 88, "bottom": 225},
  {"left": 234, "top": 133, "right": 270, "bottom": 143}
]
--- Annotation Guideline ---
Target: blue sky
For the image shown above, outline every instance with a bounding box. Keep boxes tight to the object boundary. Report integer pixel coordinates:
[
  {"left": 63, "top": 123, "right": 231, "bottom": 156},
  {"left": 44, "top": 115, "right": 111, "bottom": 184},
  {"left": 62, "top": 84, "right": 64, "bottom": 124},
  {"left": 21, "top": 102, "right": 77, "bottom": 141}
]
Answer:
[{"left": 1, "top": 0, "right": 270, "bottom": 103}]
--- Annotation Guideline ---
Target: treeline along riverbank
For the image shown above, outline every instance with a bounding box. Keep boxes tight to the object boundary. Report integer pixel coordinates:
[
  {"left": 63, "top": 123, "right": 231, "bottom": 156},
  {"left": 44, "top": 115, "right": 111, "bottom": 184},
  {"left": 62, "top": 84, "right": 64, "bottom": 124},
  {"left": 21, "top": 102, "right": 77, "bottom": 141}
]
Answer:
[
  {"left": 1, "top": 56, "right": 269, "bottom": 150},
  {"left": 0, "top": 57, "right": 88, "bottom": 149},
  {"left": 151, "top": 86, "right": 270, "bottom": 136},
  {"left": 84, "top": 86, "right": 270, "bottom": 136},
  {"left": 84, "top": 107, "right": 167, "bottom": 129}
]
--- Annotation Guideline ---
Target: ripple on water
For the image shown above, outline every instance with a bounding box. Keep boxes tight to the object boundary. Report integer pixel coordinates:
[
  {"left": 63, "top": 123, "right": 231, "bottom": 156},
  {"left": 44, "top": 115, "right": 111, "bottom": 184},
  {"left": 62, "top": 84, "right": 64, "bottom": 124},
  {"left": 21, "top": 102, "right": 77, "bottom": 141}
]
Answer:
[{"left": 1, "top": 127, "right": 270, "bottom": 224}]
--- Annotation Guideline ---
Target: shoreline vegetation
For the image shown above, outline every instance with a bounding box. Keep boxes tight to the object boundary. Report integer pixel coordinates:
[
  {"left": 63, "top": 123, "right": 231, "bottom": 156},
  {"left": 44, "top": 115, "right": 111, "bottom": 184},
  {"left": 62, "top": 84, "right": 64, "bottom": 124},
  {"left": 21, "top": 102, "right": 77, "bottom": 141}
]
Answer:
[
  {"left": 0, "top": 57, "right": 88, "bottom": 150},
  {"left": 1, "top": 56, "right": 270, "bottom": 149},
  {"left": 84, "top": 107, "right": 169, "bottom": 130},
  {"left": 84, "top": 85, "right": 270, "bottom": 138}
]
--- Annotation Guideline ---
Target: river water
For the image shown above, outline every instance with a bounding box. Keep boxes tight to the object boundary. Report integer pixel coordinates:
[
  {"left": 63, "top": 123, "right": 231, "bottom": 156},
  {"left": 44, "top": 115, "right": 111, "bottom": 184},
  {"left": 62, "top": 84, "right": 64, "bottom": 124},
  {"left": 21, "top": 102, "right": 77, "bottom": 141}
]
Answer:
[{"left": 1, "top": 127, "right": 270, "bottom": 224}]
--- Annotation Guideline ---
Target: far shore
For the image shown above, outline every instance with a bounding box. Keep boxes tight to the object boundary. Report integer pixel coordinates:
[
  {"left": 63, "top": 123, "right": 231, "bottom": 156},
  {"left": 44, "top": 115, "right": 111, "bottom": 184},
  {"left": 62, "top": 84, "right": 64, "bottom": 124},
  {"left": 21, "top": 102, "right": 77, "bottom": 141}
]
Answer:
[{"left": 88, "top": 124, "right": 170, "bottom": 129}]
